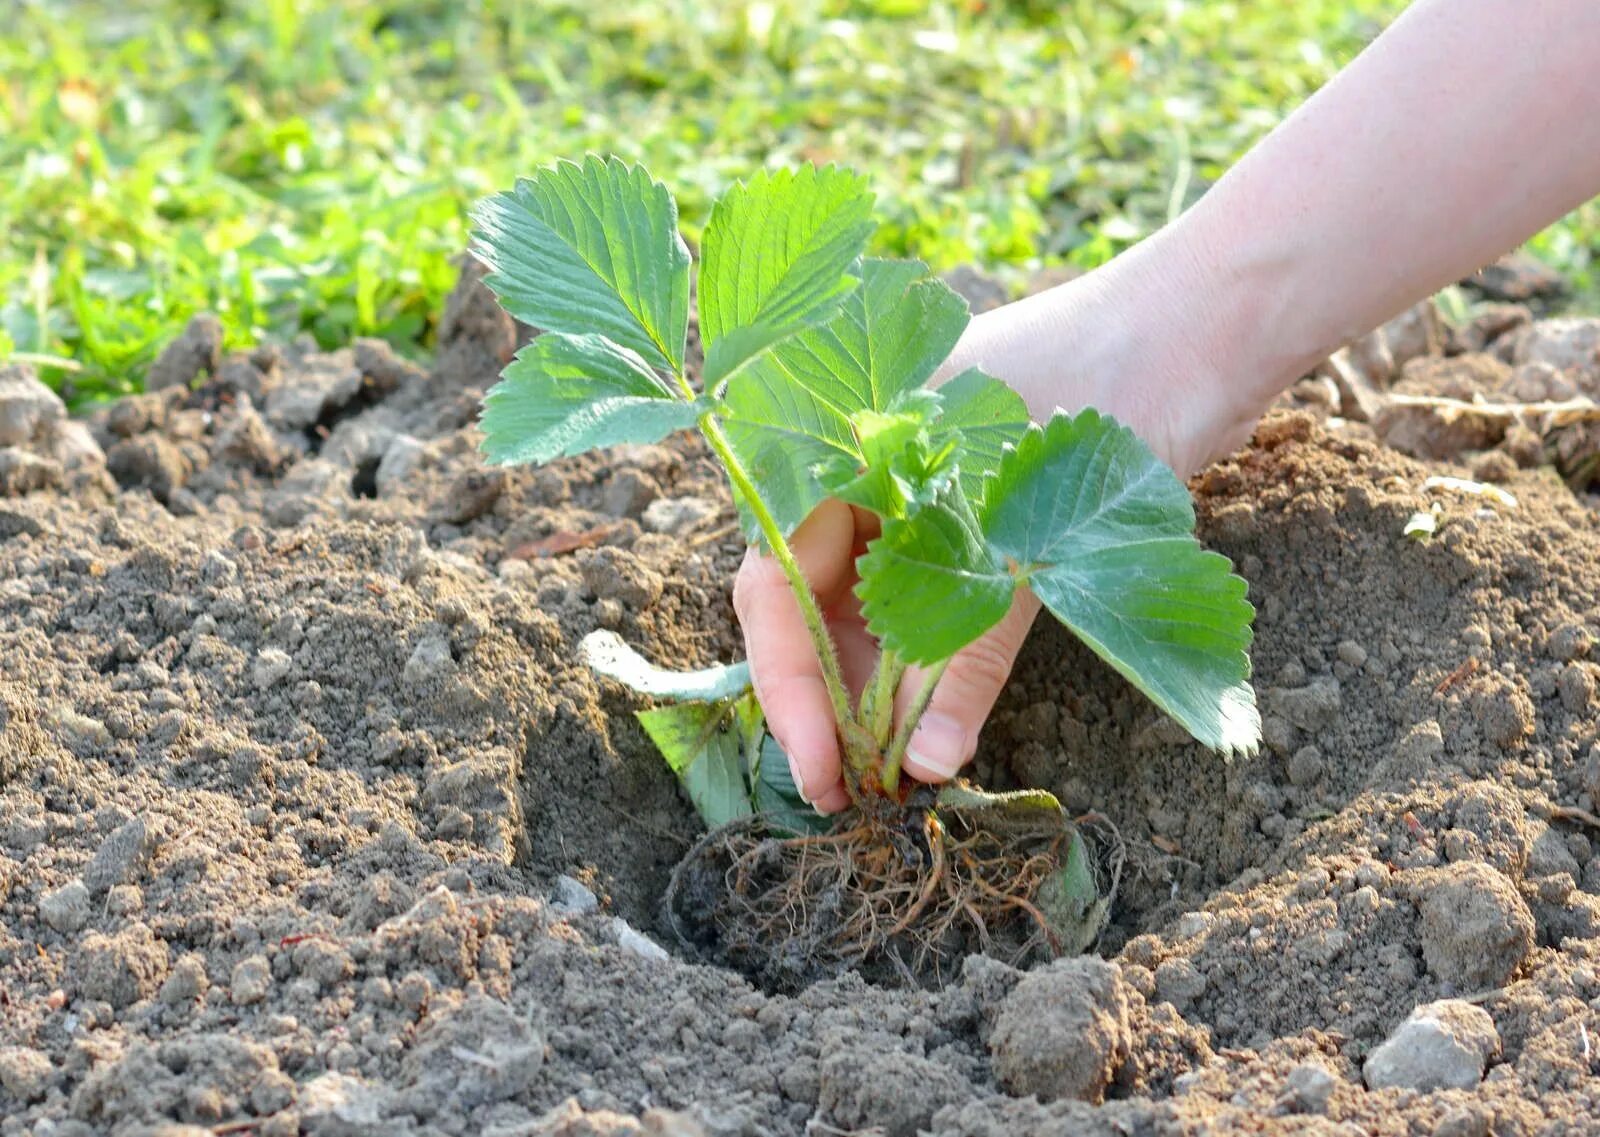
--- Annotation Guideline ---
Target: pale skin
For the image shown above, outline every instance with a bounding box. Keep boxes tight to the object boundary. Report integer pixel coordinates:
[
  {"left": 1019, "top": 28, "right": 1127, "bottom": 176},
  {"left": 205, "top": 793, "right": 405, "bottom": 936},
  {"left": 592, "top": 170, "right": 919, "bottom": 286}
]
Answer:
[{"left": 736, "top": 0, "right": 1600, "bottom": 812}]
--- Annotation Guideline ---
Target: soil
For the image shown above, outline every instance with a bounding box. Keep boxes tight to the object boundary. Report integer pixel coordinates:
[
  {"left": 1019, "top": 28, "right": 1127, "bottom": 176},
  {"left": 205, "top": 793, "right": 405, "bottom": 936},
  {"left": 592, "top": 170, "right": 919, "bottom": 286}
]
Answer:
[{"left": 3, "top": 260, "right": 1600, "bottom": 1136}]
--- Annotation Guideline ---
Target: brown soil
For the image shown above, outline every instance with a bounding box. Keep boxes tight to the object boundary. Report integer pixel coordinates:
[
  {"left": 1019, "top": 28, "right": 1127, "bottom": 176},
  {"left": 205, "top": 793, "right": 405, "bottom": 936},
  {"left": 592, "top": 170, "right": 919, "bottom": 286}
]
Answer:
[{"left": 2, "top": 263, "right": 1600, "bottom": 1135}]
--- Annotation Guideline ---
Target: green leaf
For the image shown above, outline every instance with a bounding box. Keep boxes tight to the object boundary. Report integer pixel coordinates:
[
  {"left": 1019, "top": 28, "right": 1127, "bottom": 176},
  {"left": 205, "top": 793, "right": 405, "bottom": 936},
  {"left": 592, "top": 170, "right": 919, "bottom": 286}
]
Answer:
[
  {"left": 751, "top": 734, "right": 829, "bottom": 836},
  {"left": 636, "top": 702, "right": 754, "bottom": 830},
  {"left": 816, "top": 407, "right": 954, "bottom": 520},
  {"left": 719, "top": 257, "right": 969, "bottom": 537},
  {"left": 579, "top": 630, "right": 751, "bottom": 702},
  {"left": 1035, "top": 828, "right": 1113, "bottom": 955},
  {"left": 479, "top": 333, "right": 702, "bottom": 465},
  {"left": 471, "top": 156, "right": 691, "bottom": 373},
  {"left": 936, "top": 782, "right": 1064, "bottom": 816},
  {"left": 856, "top": 485, "right": 1014, "bottom": 665},
  {"left": 983, "top": 410, "right": 1259, "bottom": 755},
  {"left": 699, "top": 165, "right": 876, "bottom": 387},
  {"left": 931, "top": 368, "right": 1031, "bottom": 502}
]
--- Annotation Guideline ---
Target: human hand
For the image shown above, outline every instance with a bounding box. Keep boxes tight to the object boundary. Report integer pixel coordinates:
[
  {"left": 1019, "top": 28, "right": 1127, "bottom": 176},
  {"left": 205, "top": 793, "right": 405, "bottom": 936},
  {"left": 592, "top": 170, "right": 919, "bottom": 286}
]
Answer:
[{"left": 735, "top": 230, "right": 1270, "bottom": 810}]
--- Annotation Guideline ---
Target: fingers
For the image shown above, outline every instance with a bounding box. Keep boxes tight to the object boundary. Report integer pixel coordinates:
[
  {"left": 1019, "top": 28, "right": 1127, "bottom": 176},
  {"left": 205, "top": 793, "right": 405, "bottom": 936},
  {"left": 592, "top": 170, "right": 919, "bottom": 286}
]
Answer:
[
  {"left": 733, "top": 501, "right": 856, "bottom": 810},
  {"left": 896, "top": 589, "right": 1041, "bottom": 784}
]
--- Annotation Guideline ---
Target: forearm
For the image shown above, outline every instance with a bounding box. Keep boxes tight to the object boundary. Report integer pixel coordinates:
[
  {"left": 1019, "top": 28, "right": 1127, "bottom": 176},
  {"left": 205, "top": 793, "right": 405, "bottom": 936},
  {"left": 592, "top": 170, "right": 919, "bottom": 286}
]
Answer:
[
  {"left": 943, "top": 0, "right": 1600, "bottom": 476},
  {"left": 1187, "top": 0, "right": 1600, "bottom": 409}
]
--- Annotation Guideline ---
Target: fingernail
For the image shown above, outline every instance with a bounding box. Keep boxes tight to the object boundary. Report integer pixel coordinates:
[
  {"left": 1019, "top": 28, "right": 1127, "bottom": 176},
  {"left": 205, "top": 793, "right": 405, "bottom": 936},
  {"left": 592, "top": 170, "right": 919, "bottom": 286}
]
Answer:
[
  {"left": 786, "top": 750, "right": 814, "bottom": 804},
  {"left": 905, "top": 712, "right": 967, "bottom": 781}
]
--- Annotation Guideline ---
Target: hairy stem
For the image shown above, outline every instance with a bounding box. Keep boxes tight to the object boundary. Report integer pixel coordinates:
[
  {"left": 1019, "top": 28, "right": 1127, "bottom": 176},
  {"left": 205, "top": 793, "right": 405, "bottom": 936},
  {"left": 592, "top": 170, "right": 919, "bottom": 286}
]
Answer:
[
  {"left": 881, "top": 661, "right": 948, "bottom": 797},
  {"left": 697, "top": 414, "right": 862, "bottom": 770},
  {"left": 859, "top": 650, "right": 906, "bottom": 750}
]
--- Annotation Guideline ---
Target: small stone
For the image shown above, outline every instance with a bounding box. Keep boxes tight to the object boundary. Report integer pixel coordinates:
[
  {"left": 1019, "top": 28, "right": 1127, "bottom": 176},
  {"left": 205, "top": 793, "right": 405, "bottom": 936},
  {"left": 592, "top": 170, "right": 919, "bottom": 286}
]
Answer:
[
  {"left": 1363, "top": 1000, "right": 1500, "bottom": 1091},
  {"left": 403, "top": 632, "right": 455, "bottom": 688},
  {"left": 1415, "top": 861, "right": 1535, "bottom": 988},
  {"left": 191, "top": 551, "right": 237, "bottom": 591},
  {"left": 252, "top": 647, "right": 294, "bottom": 691},
  {"left": 1152, "top": 957, "right": 1206, "bottom": 1011},
  {"left": 1267, "top": 678, "right": 1342, "bottom": 732},
  {"left": 601, "top": 468, "right": 660, "bottom": 518},
  {"left": 84, "top": 815, "right": 151, "bottom": 893},
  {"left": 609, "top": 917, "right": 669, "bottom": 962},
  {"left": 1335, "top": 640, "right": 1367, "bottom": 668},
  {"left": 39, "top": 879, "right": 91, "bottom": 933},
  {"left": 581, "top": 547, "right": 664, "bottom": 609},
  {"left": 1280, "top": 1062, "right": 1337, "bottom": 1114},
  {"left": 552, "top": 874, "right": 599, "bottom": 914},
  {"left": 989, "top": 956, "right": 1132, "bottom": 1104},
  {"left": 642, "top": 495, "right": 718, "bottom": 536},
  {"left": 0, "top": 365, "right": 66, "bottom": 447},
  {"left": 231, "top": 954, "right": 273, "bottom": 1005},
  {"left": 1559, "top": 663, "right": 1596, "bottom": 713}
]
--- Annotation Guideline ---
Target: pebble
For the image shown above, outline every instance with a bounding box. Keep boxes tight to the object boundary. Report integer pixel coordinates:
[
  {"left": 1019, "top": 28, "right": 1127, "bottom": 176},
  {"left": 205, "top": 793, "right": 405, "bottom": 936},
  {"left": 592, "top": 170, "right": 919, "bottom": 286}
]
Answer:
[
  {"left": 253, "top": 647, "right": 295, "bottom": 690},
  {"left": 602, "top": 468, "right": 660, "bottom": 518},
  {"left": 1363, "top": 1000, "right": 1500, "bottom": 1091},
  {"left": 231, "top": 954, "right": 273, "bottom": 1005},
  {"left": 1279, "top": 1062, "right": 1337, "bottom": 1114},
  {"left": 0, "top": 365, "right": 66, "bottom": 447},
  {"left": 552, "top": 874, "right": 599, "bottom": 914},
  {"left": 199, "top": 549, "right": 237, "bottom": 584},
  {"left": 1558, "top": 663, "right": 1595, "bottom": 713},
  {"left": 39, "top": 879, "right": 91, "bottom": 934},
  {"left": 1335, "top": 640, "right": 1368, "bottom": 668},
  {"left": 642, "top": 495, "right": 717, "bottom": 536},
  {"left": 84, "top": 815, "right": 151, "bottom": 893},
  {"left": 402, "top": 632, "right": 455, "bottom": 688},
  {"left": 609, "top": 917, "right": 669, "bottom": 962},
  {"left": 1267, "top": 678, "right": 1342, "bottom": 732}
]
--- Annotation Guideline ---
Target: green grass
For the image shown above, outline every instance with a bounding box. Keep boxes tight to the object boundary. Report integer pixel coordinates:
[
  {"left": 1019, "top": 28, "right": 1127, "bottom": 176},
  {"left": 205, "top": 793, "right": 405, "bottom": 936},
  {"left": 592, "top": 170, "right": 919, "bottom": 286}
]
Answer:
[{"left": 3, "top": 0, "right": 1595, "bottom": 404}]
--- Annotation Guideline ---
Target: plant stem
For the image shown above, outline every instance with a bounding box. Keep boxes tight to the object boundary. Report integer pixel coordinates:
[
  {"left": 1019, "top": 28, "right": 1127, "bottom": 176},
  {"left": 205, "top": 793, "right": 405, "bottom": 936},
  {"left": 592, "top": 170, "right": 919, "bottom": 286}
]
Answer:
[
  {"left": 697, "top": 413, "right": 860, "bottom": 762},
  {"left": 859, "top": 650, "right": 905, "bottom": 749},
  {"left": 881, "top": 661, "right": 948, "bottom": 797}
]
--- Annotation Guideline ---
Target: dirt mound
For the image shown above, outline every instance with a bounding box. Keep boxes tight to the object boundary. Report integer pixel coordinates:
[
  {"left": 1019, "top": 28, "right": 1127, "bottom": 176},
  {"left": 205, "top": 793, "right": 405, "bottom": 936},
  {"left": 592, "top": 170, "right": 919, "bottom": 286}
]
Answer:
[{"left": 2, "top": 268, "right": 1599, "bottom": 1134}]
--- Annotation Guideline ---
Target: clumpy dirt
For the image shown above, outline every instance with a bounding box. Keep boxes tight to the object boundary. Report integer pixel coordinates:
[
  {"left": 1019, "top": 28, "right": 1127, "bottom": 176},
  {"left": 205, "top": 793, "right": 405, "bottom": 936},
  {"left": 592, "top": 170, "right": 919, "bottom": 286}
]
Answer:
[{"left": 3, "top": 259, "right": 1600, "bottom": 1135}]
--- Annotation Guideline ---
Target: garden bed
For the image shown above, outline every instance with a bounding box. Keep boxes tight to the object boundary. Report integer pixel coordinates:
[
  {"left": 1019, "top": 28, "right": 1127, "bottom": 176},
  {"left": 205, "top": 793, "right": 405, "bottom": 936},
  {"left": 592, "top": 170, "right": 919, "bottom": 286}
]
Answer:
[{"left": 1, "top": 263, "right": 1598, "bottom": 1135}]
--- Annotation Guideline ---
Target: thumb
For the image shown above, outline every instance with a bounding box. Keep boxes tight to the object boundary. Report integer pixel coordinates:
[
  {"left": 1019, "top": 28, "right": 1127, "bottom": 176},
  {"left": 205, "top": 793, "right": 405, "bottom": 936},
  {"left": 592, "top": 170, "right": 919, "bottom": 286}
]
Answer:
[{"left": 895, "top": 589, "right": 1042, "bottom": 784}]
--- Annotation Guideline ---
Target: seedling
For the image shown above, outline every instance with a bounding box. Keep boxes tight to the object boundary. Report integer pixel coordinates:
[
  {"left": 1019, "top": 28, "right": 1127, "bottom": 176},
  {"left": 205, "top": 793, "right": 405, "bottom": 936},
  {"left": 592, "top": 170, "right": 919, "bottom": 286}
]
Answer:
[{"left": 471, "top": 156, "right": 1258, "bottom": 981}]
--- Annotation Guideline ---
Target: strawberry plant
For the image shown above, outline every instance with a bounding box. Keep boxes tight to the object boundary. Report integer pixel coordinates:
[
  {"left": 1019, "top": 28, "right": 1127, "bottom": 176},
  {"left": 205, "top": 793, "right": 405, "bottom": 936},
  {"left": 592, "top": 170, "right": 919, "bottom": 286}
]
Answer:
[{"left": 472, "top": 156, "right": 1259, "bottom": 983}]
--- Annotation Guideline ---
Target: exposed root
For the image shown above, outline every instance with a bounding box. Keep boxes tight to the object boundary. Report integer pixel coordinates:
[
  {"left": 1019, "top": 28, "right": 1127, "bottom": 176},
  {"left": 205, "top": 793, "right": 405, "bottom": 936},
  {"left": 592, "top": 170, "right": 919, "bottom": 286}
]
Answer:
[{"left": 663, "top": 801, "right": 1120, "bottom": 990}]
